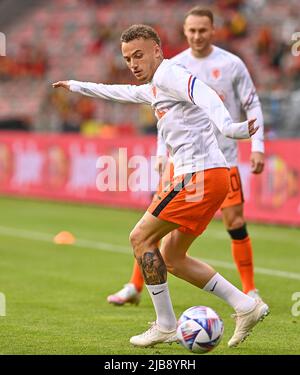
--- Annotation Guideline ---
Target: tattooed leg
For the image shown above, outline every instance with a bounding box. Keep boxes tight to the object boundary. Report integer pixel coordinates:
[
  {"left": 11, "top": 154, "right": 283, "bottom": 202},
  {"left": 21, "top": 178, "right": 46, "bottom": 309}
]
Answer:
[
  {"left": 136, "top": 248, "right": 177, "bottom": 333},
  {"left": 128, "top": 213, "right": 178, "bottom": 335},
  {"left": 136, "top": 248, "right": 167, "bottom": 285}
]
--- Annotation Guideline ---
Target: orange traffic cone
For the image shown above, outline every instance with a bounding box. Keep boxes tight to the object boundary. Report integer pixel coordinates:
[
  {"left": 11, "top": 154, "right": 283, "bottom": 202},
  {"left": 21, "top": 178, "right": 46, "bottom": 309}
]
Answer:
[{"left": 53, "top": 231, "right": 76, "bottom": 245}]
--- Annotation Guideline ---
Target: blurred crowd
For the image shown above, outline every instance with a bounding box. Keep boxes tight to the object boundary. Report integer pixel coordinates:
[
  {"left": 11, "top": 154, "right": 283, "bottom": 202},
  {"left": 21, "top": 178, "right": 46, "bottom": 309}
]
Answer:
[
  {"left": 0, "top": 0, "right": 300, "bottom": 137},
  {"left": 0, "top": 43, "right": 48, "bottom": 80}
]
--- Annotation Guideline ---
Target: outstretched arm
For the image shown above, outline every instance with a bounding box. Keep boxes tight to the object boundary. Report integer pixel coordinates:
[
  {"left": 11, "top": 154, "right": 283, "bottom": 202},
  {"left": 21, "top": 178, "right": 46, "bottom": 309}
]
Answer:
[{"left": 52, "top": 80, "right": 152, "bottom": 105}]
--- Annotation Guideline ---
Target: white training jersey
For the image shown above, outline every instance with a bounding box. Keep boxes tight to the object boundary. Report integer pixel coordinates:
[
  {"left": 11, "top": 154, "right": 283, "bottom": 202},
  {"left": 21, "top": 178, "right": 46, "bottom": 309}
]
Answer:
[
  {"left": 157, "top": 46, "right": 264, "bottom": 167},
  {"left": 69, "top": 59, "right": 251, "bottom": 176}
]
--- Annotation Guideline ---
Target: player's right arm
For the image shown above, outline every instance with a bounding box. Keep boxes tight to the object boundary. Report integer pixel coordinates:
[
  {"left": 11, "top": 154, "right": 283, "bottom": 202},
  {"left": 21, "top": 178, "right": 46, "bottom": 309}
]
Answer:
[{"left": 52, "top": 80, "right": 152, "bottom": 105}]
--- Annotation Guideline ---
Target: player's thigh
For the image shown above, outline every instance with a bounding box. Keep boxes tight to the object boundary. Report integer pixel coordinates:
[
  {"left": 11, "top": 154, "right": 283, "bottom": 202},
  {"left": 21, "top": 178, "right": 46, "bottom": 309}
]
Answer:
[
  {"left": 130, "top": 211, "right": 179, "bottom": 247},
  {"left": 221, "top": 203, "right": 245, "bottom": 230},
  {"left": 160, "top": 229, "right": 197, "bottom": 264}
]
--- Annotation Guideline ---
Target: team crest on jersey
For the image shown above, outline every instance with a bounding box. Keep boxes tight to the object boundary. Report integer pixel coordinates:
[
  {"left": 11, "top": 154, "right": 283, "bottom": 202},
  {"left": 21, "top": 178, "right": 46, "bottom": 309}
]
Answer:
[
  {"left": 155, "top": 108, "right": 167, "bottom": 119},
  {"left": 212, "top": 68, "right": 221, "bottom": 80}
]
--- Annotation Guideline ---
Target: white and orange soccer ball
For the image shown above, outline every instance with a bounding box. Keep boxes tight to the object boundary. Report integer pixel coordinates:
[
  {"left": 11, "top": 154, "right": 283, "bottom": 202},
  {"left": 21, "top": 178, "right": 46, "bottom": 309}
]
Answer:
[{"left": 176, "top": 306, "right": 224, "bottom": 354}]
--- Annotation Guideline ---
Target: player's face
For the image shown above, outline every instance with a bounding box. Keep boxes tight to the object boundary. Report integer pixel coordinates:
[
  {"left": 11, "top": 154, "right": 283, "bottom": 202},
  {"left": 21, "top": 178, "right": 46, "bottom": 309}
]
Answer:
[
  {"left": 121, "top": 38, "right": 161, "bottom": 83},
  {"left": 184, "top": 15, "right": 215, "bottom": 57}
]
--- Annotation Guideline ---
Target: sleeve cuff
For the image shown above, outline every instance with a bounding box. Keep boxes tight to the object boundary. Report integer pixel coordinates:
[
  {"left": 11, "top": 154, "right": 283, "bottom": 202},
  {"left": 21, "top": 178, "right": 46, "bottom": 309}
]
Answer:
[
  {"left": 229, "top": 120, "right": 249, "bottom": 139},
  {"left": 251, "top": 139, "right": 265, "bottom": 153}
]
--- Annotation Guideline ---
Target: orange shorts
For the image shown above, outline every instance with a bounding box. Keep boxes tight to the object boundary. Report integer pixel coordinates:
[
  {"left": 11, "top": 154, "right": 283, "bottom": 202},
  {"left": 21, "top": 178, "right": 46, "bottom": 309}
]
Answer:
[
  {"left": 220, "top": 166, "right": 244, "bottom": 209},
  {"left": 153, "top": 163, "right": 244, "bottom": 210},
  {"left": 148, "top": 168, "right": 230, "bottom": 237}
]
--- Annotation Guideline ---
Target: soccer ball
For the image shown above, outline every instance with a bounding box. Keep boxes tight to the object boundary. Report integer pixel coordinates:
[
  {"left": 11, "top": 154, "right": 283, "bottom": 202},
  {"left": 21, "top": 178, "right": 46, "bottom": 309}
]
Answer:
[{"left": 176, "top": 306, "right": 224, "bottom": 354}]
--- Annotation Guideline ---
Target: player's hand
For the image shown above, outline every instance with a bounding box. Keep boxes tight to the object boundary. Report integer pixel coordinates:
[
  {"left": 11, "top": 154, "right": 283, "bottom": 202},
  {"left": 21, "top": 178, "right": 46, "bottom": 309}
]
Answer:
[
  {"left": 52, "top": 81, "right": 70, "bottom": 90},
  {"left": 250, "top": 151, "right": 264, "bottom": 174},
  {"left": 248, "top": 118, "right": 259, "bottom": 136},
  {"left": 155, "top": 155, "right": 168, "bottom": 176}
]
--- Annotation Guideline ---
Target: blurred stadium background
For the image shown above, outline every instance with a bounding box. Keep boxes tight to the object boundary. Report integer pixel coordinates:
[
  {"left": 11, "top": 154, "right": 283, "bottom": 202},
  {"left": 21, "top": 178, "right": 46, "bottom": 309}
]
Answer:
[
  {"left": 1, "top": 0, "right": 300, "bottom": 136},
  {"left": 0, "top": 0, "right": 299, "bottom": 355}
]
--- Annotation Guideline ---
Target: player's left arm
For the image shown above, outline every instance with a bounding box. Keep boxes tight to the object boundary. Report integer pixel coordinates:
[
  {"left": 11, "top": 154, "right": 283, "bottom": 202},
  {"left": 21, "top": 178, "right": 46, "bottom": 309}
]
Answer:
[
  {"left": 233, "top": 59, "right": 265, "bottom": 174},
  {"left": 156, "top": 63, "right": 258, "bottom": 139}
]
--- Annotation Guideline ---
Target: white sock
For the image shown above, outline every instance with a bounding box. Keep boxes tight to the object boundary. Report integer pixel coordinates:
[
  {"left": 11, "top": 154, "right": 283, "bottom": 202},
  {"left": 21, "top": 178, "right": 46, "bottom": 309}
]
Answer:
[
  {"left": 203, "top": 273, "right": 256, "bottom": 313},
  {"left": 146, "top": 282, "right": 177, "bottom": 332}
]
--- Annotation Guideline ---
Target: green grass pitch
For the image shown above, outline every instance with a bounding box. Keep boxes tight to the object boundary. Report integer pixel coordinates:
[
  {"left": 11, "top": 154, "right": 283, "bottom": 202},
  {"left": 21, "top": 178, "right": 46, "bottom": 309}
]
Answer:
[{"left": 0, "top": 197, "right": 299, "bottom": 355}]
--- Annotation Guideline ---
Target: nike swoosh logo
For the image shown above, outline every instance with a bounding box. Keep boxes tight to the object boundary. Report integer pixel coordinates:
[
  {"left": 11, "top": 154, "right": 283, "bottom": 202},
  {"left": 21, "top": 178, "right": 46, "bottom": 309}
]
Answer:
[
  {"left": 152, "top": 290, "right": 164, "bottom": 296},
  {"left": 210, "top": 281, "right": 218, "bottom": 292}
]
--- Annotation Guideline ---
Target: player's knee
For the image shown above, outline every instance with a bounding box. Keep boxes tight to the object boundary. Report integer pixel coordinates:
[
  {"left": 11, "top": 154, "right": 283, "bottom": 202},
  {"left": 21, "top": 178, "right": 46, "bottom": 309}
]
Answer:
[
  {"left": 164, "top": 259, "right": 176, "bottom": 275},
  {"left": 166, "top": 262, "right": 182, "bottom": 276},
  {"left": 161, "top": 250, "right": 181, "bottom": 275},
  {"left": 226, "top": 216, "right": 245, "bottom": 231},
  {"left": 129, "top": 228, "right": 143, "bottom": 251},
  {"left": 129, "top": 228, "right": 156, "bottom": 256}
]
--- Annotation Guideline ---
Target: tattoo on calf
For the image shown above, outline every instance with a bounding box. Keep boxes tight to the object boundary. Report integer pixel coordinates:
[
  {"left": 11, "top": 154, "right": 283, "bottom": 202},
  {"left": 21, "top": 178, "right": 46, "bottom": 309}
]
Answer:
[{"left": 137, "top": 248, "right": 167, "bottom": 285}]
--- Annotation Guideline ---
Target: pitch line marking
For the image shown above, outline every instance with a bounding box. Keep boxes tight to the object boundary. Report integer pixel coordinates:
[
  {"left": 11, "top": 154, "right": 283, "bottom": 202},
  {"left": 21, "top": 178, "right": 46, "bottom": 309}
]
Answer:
[{"left": 0, "top": 225, "right": 299, "bottom": 281}]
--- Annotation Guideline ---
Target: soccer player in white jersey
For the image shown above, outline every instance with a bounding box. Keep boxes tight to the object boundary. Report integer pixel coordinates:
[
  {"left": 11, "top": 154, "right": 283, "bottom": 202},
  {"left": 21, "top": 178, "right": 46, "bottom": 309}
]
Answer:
[
  {"left": 108, "top": 7, "right": 265, "bottom": 307},
  {"left": 53, "top": 24, "right": 269, "bottom": 348}
]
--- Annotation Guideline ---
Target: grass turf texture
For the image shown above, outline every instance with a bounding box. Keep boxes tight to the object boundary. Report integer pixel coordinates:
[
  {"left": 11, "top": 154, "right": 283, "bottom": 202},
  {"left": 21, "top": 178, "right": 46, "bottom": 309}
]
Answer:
[{"left": 0, "top": 197, "right": 299, "bottom": 355}]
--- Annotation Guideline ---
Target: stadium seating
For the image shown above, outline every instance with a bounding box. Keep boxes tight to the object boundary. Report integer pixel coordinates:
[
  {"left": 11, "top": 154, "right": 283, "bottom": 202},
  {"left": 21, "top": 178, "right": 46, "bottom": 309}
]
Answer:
[{"left": 0, "top": 0, "right": 299, "bottom": 136}]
